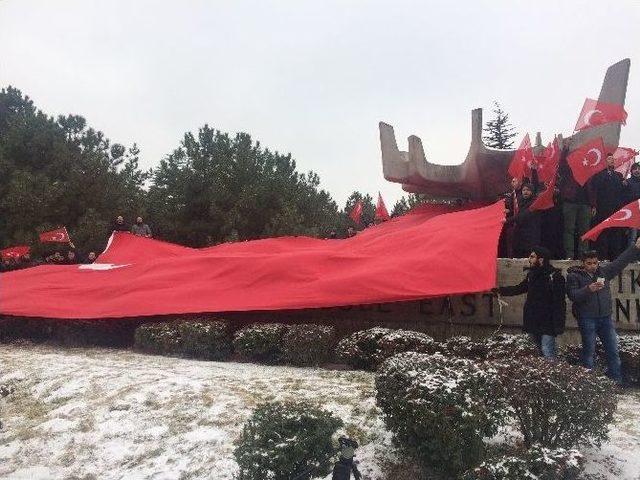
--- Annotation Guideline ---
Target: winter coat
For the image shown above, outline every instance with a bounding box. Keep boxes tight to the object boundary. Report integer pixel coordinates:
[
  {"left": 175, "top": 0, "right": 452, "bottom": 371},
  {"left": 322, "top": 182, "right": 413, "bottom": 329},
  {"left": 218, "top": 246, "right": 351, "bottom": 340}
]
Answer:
[
  {"left": 625, "top": 175, "right": 640, "bottom": 203},
  {"left": 591, "top": 168, "right": 625, "bottom": 218},
  {"left": 507, "top": 195, "right": 541, "bottom": 256},
  {"left": 131, "top": 223, "right": 152, "bottom": 237},
  {"left": 499, "top": 265, "right": 566, "bottom": 336},
  {"left": 567, "top": 245, "right": 640, "bottom": 318},
  {"left": 558, "top": 159, "right": 595, "bottom": 206},
  {"left": 113, "top": 221, "right": 129, "bottom": 232}
]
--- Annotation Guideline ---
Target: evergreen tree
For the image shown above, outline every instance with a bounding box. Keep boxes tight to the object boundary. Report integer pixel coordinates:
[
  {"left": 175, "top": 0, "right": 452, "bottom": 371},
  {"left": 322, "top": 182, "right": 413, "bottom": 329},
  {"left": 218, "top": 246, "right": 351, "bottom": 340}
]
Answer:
[
  {"left": 390, "top": 194, "right": 424, "bottom": 217},
  {"left": 147, "top": 125, "right": 340, "bottom": 246},
  {"left": 0, "top": 87, "right": 149, "bottom": 254},
  {"left": 483, "top": 101, "right": 518, "bottom": 149}
]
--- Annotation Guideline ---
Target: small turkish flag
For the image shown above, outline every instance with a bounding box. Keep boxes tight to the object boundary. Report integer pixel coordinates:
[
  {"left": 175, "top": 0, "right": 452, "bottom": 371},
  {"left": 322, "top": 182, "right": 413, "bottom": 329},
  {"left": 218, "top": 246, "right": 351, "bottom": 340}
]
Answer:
[
  {"left": 39, "top": 227, "right": 71, "bottom": 243},
  {"left": 582, "top": 199, "right": 640, "bottom": 241},
  {"left": 508, "top": 133, "right": 535, "bottom": 180},
  {"left": 567, "top": 137, "right": 607, "bottom": 186},
  {"left": 375, "top": 193, "right": 390, "bottom": 221},
  {"left": 537, "top": 138, "right": 561, "bottom": 183},
  {"left": 612, "top": 147, "right": 639, "bottom": 176},
  {"left": 1, "top": 245, "right": 30, "bottom": 260},
  {"left": 574, "top": 98, "right": 628, "bottom": 131},
  {"left": 349, "top": 200, "right": 364, "bottom": 224}
]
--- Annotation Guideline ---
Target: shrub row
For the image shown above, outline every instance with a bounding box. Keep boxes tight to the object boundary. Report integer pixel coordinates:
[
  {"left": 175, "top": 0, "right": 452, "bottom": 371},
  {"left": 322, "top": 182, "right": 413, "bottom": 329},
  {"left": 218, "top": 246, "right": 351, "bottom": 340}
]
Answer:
[
  {"left": 375, "top": 353, "right": 617, "bottom": 477},
  {"left": 335, "top": 329, "right": 538, "bottom": 371},
  {"left": 133, "top": 320, "right": 337, "bottom": 366}
]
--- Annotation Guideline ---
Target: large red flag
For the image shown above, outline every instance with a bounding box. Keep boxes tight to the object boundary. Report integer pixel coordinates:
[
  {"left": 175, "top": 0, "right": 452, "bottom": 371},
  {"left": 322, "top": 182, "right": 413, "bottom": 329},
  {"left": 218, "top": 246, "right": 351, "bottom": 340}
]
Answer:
[
  {"left": 537, "top": 138, "right": 561, "bottom": 183},
  {"left": 0, "top": 202, "right": 505, "bottom": 319},
  {"left": 508, "top": 133, "right": 535, "bottom": 180},
  {"left": 582, "top": 199, "right": 640, "bottom": 241},
  {"left": 375, "top": 193, "right": 390, "bottom": 221},
  {"left": 567, "top": 137, "right": 607, "bottom": 186},
  {"left": 39, "top": 227, "right": 71, "bottom": 243},
  {"left": 1, "top": 245, "right": 30, "bottom": 260},
  {"left": 612, "top": 147, "right": 639, "bottom": 176},
  {"left": 349, "top": 200, "right": 364, "bottom": 224},
  {"left": 574, "top": 98, "right": 628, "bottom": 131}
]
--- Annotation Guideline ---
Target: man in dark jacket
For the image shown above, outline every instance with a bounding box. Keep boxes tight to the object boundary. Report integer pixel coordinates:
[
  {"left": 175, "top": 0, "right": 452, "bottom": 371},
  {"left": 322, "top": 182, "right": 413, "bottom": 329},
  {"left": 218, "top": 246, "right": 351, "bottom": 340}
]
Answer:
[
  {"left": 591, "top": 154, "right": 626, "bottom": 260},
  {"left": 113, "top": 215, "right": 128, "bottom": 232},
  {"left": 496, "top": 246, "right": 566, "bottom": 358},
  {"left": 566, "top": 238, "right": 640, "bottom": 383},
  {"left": 624, "top": 163, "right": 640, "bottom": 246}
]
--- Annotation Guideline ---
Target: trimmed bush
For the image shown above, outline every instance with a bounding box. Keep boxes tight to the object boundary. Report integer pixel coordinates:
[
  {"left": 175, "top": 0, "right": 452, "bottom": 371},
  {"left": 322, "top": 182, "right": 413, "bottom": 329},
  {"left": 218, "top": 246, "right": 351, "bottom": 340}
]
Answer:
[
  {"left": 134, "top": 319, "right": 232, "bottom": 360},
  {"left": 493, "top": 356, "right": 617, "bottom": 449},
  {"left": 335, "top": 327, "right": 436, "bottom": 370},
  {"left": 234, "top": 401, "right": 343, "bottom": 480},
  {"left": 484, "top": 334, "right": 538, "bottom": 360},
  {"left": 233, "top": 323, "right": 289, "bottom": 364},
  {"left": 281, "top": 324, "right": 336, "bottom": 366},
  {"left": 439, "top": 335, "right": 488, "bottom": 359},
  {"left": 461, "top": 445, "right": 584, "bottom": 480},
  {"left": 375, "top": 352, "right": 507, "bottom": 476}
]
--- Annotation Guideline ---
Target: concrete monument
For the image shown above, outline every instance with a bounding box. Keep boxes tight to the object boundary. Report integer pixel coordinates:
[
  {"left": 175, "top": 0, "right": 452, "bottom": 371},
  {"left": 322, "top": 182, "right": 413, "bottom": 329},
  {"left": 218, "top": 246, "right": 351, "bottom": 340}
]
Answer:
[{"left": 379, "top": 59, "right": 630, "bottom": 200}]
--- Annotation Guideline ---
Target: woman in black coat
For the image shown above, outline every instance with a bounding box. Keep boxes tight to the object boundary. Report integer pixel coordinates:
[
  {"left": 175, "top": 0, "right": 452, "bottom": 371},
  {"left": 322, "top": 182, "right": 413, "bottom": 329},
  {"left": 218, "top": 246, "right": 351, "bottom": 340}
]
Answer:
[{"left": 497, "top": 246, "right": 566, "bottom": 358}]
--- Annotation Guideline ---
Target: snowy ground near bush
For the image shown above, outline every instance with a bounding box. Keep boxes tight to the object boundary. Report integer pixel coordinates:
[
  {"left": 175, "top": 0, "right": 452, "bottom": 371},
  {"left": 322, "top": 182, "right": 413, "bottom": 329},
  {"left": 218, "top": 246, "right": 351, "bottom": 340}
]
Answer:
[{"left": 0, "top": 344, "right": 639, "bottom": 480}]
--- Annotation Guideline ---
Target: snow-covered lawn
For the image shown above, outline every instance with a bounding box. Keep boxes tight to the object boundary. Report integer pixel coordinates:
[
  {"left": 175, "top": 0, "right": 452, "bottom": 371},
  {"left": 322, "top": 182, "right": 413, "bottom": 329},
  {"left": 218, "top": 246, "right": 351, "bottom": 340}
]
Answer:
[{"left": 0, "top": 344, "right": 638, "bottom": 480}]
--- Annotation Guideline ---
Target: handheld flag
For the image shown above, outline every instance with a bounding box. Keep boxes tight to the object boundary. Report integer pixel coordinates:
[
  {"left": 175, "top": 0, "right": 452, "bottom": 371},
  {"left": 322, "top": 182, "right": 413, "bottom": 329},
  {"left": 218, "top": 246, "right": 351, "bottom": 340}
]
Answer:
[
  {"left": 574, "top": 98, "right": 627, "bottom": 131},
  {"left": 582, "top": 200, "right": 640, "bottom": 241}
]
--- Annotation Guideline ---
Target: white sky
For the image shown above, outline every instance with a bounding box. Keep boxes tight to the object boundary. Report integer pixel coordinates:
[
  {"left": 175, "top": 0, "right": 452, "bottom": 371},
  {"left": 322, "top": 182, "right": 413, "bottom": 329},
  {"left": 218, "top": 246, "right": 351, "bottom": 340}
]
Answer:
[{"left": 1, "top": 0, "right": 639, "bottom": 208}]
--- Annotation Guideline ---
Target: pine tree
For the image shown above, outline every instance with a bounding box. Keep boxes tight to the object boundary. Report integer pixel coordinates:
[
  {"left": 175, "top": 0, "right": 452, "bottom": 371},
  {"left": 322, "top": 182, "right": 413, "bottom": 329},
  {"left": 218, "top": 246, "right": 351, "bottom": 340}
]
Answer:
[{"left": 483, "top": 101, "right": 517, "bottom": 149}]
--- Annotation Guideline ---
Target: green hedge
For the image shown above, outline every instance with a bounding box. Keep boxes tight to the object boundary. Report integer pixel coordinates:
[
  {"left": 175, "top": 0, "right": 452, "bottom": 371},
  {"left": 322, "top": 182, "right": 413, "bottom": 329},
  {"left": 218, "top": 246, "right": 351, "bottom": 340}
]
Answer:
[
  {"left": 281, "top": 324, "right": 336, "bottom": 366},
  {"left": 233, "top": 323, "right": 289, "bottom": 364},
  {"left": 134, "top": 318, "right": 232, "bottom": 360}
]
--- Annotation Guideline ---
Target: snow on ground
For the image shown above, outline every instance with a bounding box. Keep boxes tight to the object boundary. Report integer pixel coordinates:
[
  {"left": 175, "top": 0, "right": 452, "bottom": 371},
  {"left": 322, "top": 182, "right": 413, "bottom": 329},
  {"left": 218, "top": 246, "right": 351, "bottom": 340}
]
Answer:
[{"left": 0, "top": 343, "right": 639, "bottom": 480}]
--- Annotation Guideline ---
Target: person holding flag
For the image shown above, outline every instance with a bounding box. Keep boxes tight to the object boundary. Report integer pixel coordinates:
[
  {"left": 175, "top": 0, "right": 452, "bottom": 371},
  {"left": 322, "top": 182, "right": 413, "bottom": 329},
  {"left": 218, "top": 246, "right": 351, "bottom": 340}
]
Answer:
[{"left": 590, "top": 153, "right": 626, "bottom": 260}]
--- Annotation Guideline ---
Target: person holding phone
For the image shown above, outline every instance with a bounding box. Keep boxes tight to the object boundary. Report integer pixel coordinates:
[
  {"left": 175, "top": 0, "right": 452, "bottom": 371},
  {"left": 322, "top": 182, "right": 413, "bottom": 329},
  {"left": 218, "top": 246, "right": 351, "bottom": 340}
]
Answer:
[{"left": 566, "top": 237, "right": 640, "bottom": 383}]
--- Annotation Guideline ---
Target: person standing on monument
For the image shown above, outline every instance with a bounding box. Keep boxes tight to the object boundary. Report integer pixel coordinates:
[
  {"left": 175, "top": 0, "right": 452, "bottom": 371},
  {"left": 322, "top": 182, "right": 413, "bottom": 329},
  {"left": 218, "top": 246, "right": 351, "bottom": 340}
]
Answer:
[
  {"left": 506, "top": 183, "right": 542, "bottom": 258},
  {"left": 566, "top": 238, "right": 640, "bottom": 384},
  {"left": 591, "top": 153, "right": 626, "bottom": 260},
  {"left": 558, "top": 153, "right": 595, "bottom": 260},
  {"left": 495, "top": 246, "right": 566, "bottom": 358}
]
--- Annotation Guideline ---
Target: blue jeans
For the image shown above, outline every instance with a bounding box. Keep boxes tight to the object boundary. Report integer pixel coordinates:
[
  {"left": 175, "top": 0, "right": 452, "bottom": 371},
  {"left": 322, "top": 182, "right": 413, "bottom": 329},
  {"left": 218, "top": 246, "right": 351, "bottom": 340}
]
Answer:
[
  {"left": 578, "top": 316, "right": 622, "bottom": 382},
  {"left": 530, "top": 334, "right": 557, "bottom": 358}
]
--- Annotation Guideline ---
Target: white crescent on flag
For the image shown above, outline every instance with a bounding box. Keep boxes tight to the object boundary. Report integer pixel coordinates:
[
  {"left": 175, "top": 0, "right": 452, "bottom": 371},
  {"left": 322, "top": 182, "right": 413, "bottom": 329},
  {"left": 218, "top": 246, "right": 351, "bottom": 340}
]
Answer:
[
  {"left": 51, "top": 233, "right": 66, "bottom": 241},
  {"left": 582, "top": 148, "right": 602, "bottom": 167},
  {"left": 583, "top": 109, "right": 603, "bottom": 127},
  {"left": 609, "top": 209, "right": 632, "bottom": 222}
]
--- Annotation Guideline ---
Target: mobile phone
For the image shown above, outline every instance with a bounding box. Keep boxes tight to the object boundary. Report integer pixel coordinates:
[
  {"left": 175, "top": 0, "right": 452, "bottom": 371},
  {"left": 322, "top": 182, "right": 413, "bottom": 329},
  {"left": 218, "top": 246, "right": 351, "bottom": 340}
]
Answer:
[{"left": 597, "top": 277, "right": 605, "bottom": 284}]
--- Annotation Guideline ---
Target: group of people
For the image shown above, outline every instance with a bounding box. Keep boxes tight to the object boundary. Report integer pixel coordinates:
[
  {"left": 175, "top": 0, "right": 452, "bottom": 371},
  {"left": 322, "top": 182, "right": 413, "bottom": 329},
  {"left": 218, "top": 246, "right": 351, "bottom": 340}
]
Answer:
[
  {"left": 0, "top": 215, "right": 153, "bottom": 272},
  {"left": 501, "top": 150, "right": 640, "bottom": 261},
  {"left": 497, "top": 239, "right": 640, "bottom": 385}
]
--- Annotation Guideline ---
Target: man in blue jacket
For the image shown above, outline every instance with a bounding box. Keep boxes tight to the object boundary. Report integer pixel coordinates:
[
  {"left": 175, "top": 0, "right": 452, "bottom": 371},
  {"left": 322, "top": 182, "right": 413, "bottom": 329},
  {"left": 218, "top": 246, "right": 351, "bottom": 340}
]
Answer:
[{"left": 566, "top": 237, "right": 640, "bottom": 383}]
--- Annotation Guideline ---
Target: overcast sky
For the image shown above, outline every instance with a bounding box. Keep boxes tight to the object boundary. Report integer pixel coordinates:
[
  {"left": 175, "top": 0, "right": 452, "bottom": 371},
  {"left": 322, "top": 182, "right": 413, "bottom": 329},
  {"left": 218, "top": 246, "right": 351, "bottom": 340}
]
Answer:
[{"left": 1, "top": 0, "right": 639, "bottom": 208}]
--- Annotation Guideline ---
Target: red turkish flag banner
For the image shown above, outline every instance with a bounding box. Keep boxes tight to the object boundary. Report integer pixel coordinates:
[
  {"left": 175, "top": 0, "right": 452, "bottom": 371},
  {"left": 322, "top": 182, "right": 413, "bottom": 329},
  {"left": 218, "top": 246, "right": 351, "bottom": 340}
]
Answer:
[
  {"left": 612, "top": 147, "right": 639, "bottom": 176},
  {"left": 582, "top": 199, "right": 640, "bottom": 241},
  {"left": 0, "top": 202, "right": 505, "bottom": 319},
  {"left": 349, "top": 200, "right": 364, "bottom": 224},
  {"left": 530, "top": 180, "right": 556, "bottom": 211},
  {"left": 1, "top": 245, "right": 30, "bottom": 260},
  {"left": 567, "top": 137, "right": 607, "bottom": 186},
  {"left": 508, "top": 133, "right": 535, "bottom": 180},
  {"left": 574, "top": 98, "right": 628, "bottom": 131},
  {"left": 375, "top": 193, "right": 390, "bottom": 221},
  {"left": 537, "top": 138, "right": 561, "bottom": 183},
  {"left": 39, "top": 227, "right": 70, "bottom": 243}
]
